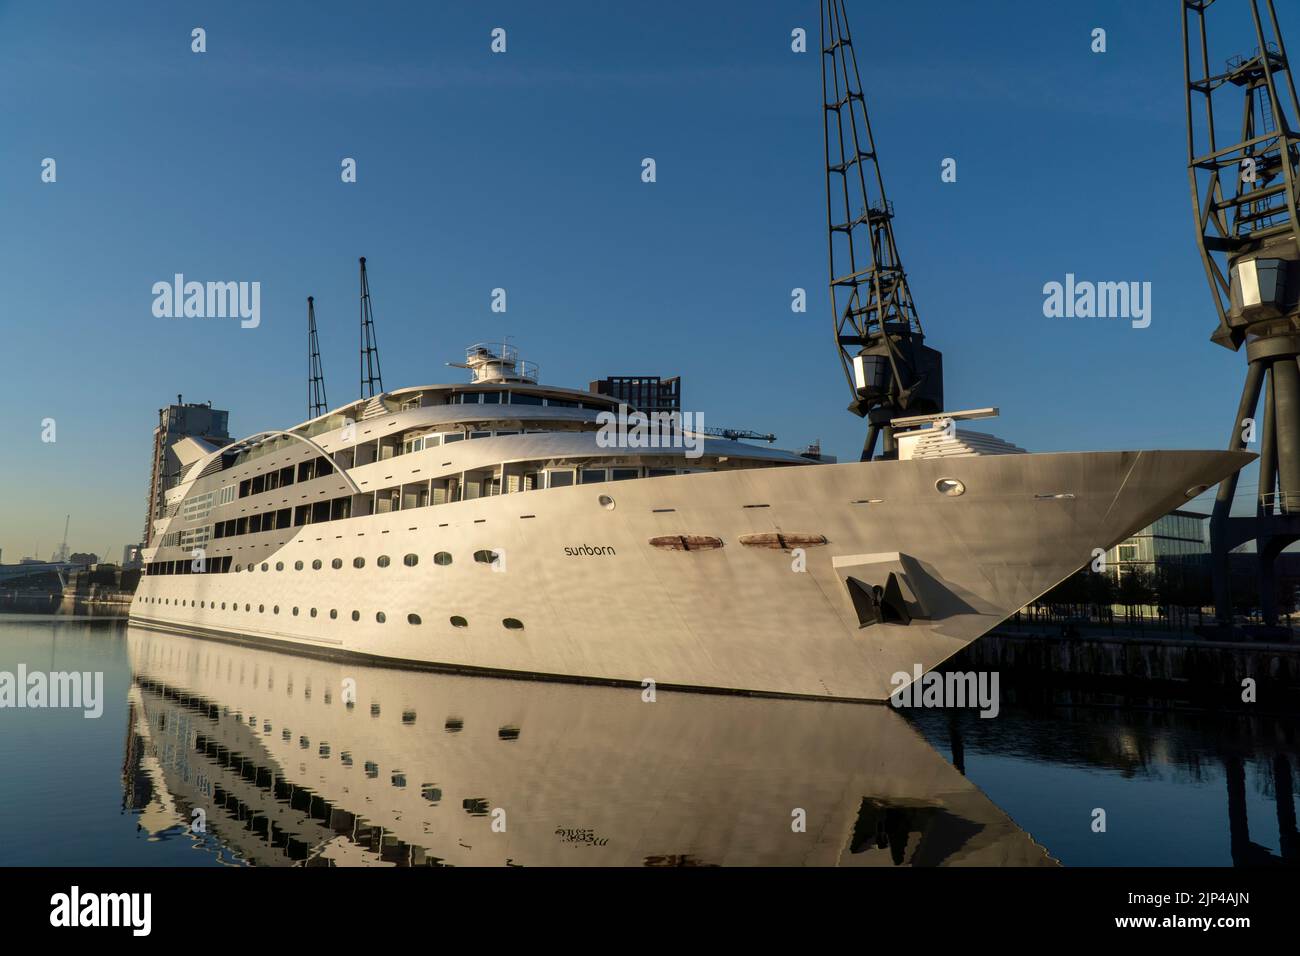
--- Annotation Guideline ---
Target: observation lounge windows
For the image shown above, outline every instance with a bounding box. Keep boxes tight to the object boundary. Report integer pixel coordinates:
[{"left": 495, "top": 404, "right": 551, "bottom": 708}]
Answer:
[{"left": 546, "top": 470, "right": 574, "bottom": 488}]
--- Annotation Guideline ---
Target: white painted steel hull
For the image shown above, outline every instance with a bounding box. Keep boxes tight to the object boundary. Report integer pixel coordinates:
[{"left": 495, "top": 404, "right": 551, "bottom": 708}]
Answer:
[{"left": 130, "top": 448, "right": 1250, "bottom": 701}]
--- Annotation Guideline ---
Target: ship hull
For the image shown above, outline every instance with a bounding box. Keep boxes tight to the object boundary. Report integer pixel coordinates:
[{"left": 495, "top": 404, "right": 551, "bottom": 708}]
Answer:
[{"left": 130, "top": 448, "right": 1250, "bottom": 700}]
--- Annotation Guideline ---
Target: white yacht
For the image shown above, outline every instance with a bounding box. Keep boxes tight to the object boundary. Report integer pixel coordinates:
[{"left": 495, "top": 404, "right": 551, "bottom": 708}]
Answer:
[{"left": 130, "top": 342, "right": 1250, "bottom": 701}]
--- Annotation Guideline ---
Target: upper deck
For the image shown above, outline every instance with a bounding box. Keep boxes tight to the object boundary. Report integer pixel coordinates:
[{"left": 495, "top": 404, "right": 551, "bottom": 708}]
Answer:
[{"left": 143, "top": 345, "right": 815, "bottom": 567}]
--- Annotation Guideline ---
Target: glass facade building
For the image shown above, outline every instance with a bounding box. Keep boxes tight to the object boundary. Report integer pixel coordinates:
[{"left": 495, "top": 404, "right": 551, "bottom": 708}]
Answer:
[{"left": 1104, "top": 508, "right": 1208, "bottom": 581}]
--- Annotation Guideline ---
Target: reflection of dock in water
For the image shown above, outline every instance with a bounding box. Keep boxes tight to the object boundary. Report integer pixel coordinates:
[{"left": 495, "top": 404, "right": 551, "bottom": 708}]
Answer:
[{"left": 122, "top": 626, "right": 1055, "bottom": 867}]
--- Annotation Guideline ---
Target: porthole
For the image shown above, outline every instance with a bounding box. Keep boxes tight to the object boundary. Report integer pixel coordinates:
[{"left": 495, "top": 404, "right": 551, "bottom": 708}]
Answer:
[
  {"left": 403, "top": 553, "right": 418, "bottom": 567},
  {"left": 312, "top": 559, "right": 323, "bottom": 570},
  {"left": 292, "top": 606, "right": 299, "bottom": 615},
  {"left": 235, "top": 564, "right": 243, "bottom": 572},
  {"left": 332, "top": 558, "right": 343, "bottom": 569},
  {"left": 473, "top": 550, "right": 498, "bottom": 564},
  {"left": 294, "top": 560, "right": 304, "bottom": 571},
  {"left": 259, "top": 604, "right": 265, "bottom": 613},
  {"left": 261, "top": 563, "right": 269, "bottom": 572},
  {"left": 273, "top": 605, "right": 280, "bottom": 614},
  {"left": 329, "top": 609, "right": 338, "bottom": 620},
  {"left": 935, "top": 478, "right": 966, "bottom": 497},
  {"left": 407, "top": 613, "right": 422, "bottom": 625},
  {"left": 450, "top": 616, "right": 468, "bottom": 628},
  {"left": 353, "top": 557, "right": 365, "bottom": 569},
  {"left": 376, "top": 611, "right": 387, "bottom": 624},
  {"left": 351, "top": 610, "right": 360, "bottom": 621},
  {"left": 275, "top": 562, "right": 284, "bottom": 571},
  {"left": 503, "top": 618, "right": 524, "bottom": 630},
  {"left": 434, "top": 552, "right": 453, "bottom": 566},
  {"left": 245, "top": 603, "right": 251, "bottom": 612},
  {"left": 598, "top": 494, "right": 615, "bottom": 511},
  {"left": 221, "top": 602, "right": 226, "bottom": 610},
  {"left": 310, "top": 608, "right": 317, "bottom": 618},
  {"left": 377, "top": 555, "right": 390, "bottom": 568}
]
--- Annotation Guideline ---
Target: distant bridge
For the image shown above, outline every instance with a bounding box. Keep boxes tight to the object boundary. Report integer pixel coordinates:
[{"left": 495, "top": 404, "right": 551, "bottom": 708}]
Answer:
[{"left": 0, "top": 562, "right": 79, "bottom": 587}]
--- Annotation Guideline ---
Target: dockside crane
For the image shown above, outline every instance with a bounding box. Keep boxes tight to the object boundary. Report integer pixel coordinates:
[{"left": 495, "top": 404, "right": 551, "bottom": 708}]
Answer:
[
  {"left": 700, "top": 425, "right": 778, "bottom": 443},
  {"left": 820, "top": 0, "right": 944, "bottom": 461},
  {"left": 1183, "top": 0, "right": 1300, "bottom": 626},
  {"left": 56, "top": 515, "right": 69, "bottom": 563}
]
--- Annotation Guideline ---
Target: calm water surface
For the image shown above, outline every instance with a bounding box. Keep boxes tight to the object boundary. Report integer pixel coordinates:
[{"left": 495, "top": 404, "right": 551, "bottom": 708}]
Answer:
[{"left": 0, "top": 614, "right": 1295, "bottom": 866}]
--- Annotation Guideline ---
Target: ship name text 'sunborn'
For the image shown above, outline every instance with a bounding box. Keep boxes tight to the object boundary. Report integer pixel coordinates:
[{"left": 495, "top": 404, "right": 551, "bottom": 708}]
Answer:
[{"left": 564, "top": 545, "right": 617, "bottom": 557}]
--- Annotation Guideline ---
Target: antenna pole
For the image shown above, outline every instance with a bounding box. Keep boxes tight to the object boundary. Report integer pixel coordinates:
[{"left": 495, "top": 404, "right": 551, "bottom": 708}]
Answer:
[
  {"left": 359, "top": 257, "right": 384, "bottom": 399},
  {"left": 308, "top": 296, "right": 328, "bottom": 418}
]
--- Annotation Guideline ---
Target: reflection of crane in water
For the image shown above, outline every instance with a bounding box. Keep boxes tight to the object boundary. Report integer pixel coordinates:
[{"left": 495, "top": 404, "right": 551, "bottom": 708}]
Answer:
[{"left": 1223, "top": 750, "right": 1299, "bottom": 866}]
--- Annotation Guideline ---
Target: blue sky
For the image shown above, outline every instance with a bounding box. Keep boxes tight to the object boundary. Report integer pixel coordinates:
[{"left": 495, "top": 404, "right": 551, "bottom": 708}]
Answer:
[{"left": 0, "top": 0, "right": 1277, "bottom": 559}]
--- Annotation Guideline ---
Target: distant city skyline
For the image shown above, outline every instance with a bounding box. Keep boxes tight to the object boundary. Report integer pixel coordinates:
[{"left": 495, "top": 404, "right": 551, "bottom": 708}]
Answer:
[{"left": 0, "top": 0, "right": 1279, "bottom": 555}]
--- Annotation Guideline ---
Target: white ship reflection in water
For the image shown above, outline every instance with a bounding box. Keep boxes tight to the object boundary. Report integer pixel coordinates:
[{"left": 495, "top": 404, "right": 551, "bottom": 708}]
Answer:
[{"left": 122, "top": 626, "right": 1054, "bottom": 867}]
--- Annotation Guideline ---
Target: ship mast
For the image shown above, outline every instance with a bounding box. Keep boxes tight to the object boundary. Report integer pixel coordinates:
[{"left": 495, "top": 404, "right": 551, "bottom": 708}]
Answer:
[
  {"left": 308, "top": 295, "right": 328, "bottom": 418},
  {"left": 359, "top": 256, "right": 384, "bottom": 399},
  {"left": 820, "top": 0, "right": 943, "bottom": 461}
]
